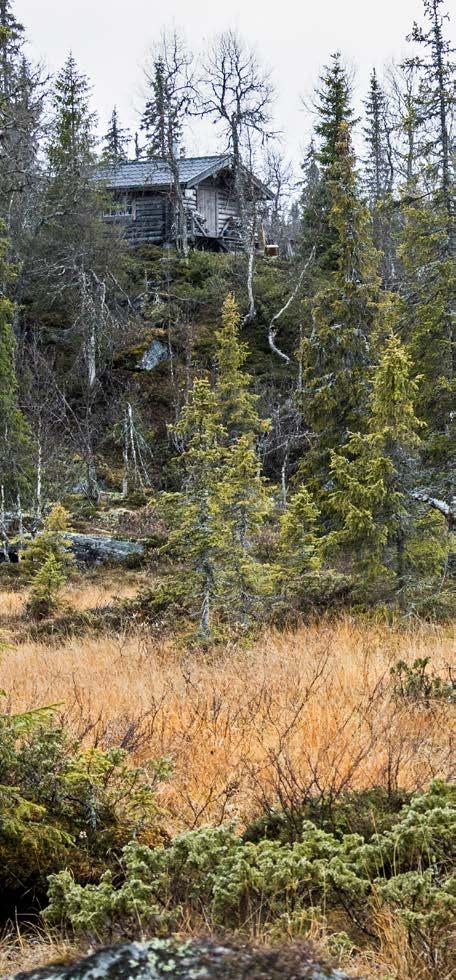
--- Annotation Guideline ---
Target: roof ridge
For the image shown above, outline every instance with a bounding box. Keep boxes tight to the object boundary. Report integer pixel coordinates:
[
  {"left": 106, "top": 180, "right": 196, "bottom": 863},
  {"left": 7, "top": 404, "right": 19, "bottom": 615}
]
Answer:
[{"left": 104, "top": 154, "right": 228, "bottom": 167}]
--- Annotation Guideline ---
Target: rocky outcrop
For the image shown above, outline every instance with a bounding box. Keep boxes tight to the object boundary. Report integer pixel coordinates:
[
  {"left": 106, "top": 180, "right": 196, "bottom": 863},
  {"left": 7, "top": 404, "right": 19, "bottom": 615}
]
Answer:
[
  {"left": 8, "top": 938, "right": 362, "bottom": 980},
  {"left": 139, "top": 339, "right": 169, "bottom": 371},
  {"left": 69, "top": 533, "right": 145, "bottom": 565}
]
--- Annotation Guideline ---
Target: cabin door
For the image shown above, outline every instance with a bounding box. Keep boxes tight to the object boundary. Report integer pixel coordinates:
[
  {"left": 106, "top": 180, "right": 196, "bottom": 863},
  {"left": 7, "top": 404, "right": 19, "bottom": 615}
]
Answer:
[{"left": 198, "top": 185, "right": 217, "bottom": 236}]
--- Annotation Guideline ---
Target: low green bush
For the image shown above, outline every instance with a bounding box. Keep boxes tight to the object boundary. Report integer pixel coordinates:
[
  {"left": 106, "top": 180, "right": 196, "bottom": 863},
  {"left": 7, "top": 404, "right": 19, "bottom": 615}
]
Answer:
[
  {"left": 242, "top": 786, "right": 411, "bottom": 843},
  {"left": 391, "top": 657, "right": 455, "bottom": 704},
  {"left": 44, "top": 781, "right": 455, "bottom": 971},
  {"left": 0, "top": 699, "right": 171, "bottom": 904}
]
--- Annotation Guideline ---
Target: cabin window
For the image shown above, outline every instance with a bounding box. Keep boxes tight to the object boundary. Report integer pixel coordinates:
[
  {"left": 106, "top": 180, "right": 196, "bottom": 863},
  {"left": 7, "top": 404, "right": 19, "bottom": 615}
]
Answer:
[{"left": 103, "top": 197, "right": 135, "bottom": 220}]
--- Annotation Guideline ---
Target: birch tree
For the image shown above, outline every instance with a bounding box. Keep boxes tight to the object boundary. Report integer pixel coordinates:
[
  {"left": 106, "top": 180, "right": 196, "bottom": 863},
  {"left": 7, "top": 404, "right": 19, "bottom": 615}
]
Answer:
[{"left": 201, "top": 30, "right": 274, "bottom": 319}]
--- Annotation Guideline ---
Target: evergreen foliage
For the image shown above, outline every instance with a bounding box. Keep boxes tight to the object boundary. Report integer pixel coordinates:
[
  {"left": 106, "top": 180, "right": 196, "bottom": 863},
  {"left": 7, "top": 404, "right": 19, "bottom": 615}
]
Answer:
[
  {"left": 299, "top": 117, "right": 385, "bottom": 498},
  {"left": 277, "top": 486, "right": 321, "bottom": 590},
  {"left": 311, "top": 53, "right": 356, "bottom": 273},
  {"left": 159, "top": 378, "right": 230, "bottom": 636},
  {"left": 102, "top": 106, "right": 130, "bottom": 163},
  {"left": 22, "top": 505, "right": 75, "bottom": 617},
  {"left": 141, "top": 57, "right": 170, "bottom": 159},
  {"left": 0, "top": 226, "right": 32, "bottom": 502},
  {"left": 399, "top": 0, "right": 455, "bottom": 504},
  {"left": 44, "top": 781, "right": 456, "bottom": 976},
  {"left": 399, "top": 195, "right": 455, "bottom": 498},
  {"left": 48, "top": 53, "right": 97, "bottom": 176},
  {"left": 325, "top": 333, "right": 450, "bottom": 600},
  {"left": 0, "top": 0, "right": 24, "bottom": 97},
  {"left": 159, "top": 300, "right": 273, "bottom": 634},
  {"left": 214, "top": 294, "right": 266, "bottom": 441},
  {"left": 362, "top": 69, "right": 397, "bottom": 283},
  {"left": 0, "top": 699, "right": 170, "bottom": 898}
]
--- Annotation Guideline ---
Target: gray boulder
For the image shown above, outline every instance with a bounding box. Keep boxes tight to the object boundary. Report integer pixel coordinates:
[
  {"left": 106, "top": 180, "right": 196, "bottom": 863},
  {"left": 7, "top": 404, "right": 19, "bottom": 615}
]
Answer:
[
  {"left": 139, "top": 339, "right": 169, "bottom": 371},
  {"left": 8, "top": 938, "right": 362, "bottom": 980},
  {"left": 69, "top": 533, "right": 144, "bottom": 565}
]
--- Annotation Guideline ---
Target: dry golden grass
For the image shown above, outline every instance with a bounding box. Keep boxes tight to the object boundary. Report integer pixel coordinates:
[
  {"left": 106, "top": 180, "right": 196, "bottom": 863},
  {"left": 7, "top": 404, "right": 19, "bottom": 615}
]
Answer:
[
  {"left": 0, "top": 582, "right": 454, "bottom": 831},
  {"left": 0, "top": 925, "right": 79, "bottom": 977},
  {"left": 0, "top": 572, "right": 147, "bottom": 619},
  {"left": 0, "top": 578, "right": 454, "bottom": 980}
]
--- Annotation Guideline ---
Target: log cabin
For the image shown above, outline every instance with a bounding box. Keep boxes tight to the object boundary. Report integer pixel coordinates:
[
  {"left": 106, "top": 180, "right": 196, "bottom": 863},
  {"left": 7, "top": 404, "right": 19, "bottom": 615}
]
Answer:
[{"left": 97, "top": 154, "right": 274, "bottom": 251}]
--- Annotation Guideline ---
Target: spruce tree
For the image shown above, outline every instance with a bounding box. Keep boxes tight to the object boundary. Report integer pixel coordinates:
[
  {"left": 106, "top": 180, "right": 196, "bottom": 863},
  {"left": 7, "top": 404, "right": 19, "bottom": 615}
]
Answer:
[
  {"left": 309, "top": 52, "right": 356, "bottom": 273},
  {"left": 220, "top": 434, "right": 273, "bottom": 622},
  {"left": 299, "top": 140, "right": 326, "bottom": 263},
  {"left": 325, "top": 334, "right": 449, "bottom": 600},
  {"left": 407, "top": 0, "right": 454, "bottom": 225},
  {"left": 160, "top": 300, "right": 273, "bottom": 634},
  {"left": 160, "top": 379, "right": 229, "bottom": 636},
  {"left": 363, "top": 69, "right": 397, "bottom": 284},
  {"left": 48, "top": 53, "right": 97, "bottom": 178},
  {"left": 140, "top": 36, "right": 193, "bottom": 254},
  {"left": 214, "top": 294, "right": 266, "bottom": 442},
  {"left": 0, "top": 3, "right": 44, "bottom": 261},
  {"left": 141, "top": 57, "right": 168, "bottom": 158},
  {"left": 363, "top": 70, "right": 392, "bottom": 207},
  {"left": 102, "top": 106, "right": 130, "bottom": 164},
  {"left": 21, "top": 503, "right": 74, "bottom": 581},
  {"left": 213, "top": 295, "right": 272, "bottom": 621},
  {"left": 23, "top": 505, "right": 73, "bottom": 619},
  {"left": 399, "top": 0, "right": 455, "bottom": 507},
  {"left": 0, "top": 0, "right": 23, "bottom": 97},
  {"left": 315, "top": 53, "right": 355, "bottom": 172},
  {"left": 278, "top": 486, "right": 321, "bottom": 589},
  {"left": 35, "top": 54, "right": 122, "bottom": 503},
  {"left": 399, "top": 200, "right": 455, "bottom": 503},
  {"left": 0, "top": 227, "right": 32, "bottom": 503},
  {"left": 299, "top": 118, "right": 385, "bottom": 501}
]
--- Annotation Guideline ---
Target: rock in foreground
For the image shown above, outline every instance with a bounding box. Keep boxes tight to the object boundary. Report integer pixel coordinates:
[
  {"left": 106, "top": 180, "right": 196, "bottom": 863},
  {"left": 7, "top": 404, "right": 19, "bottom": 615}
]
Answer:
[
  {"left": 9, "top": 938, "right": 361, "bottom": 980},
  {"left": 69, "top": 533, "right": 144, "bottom": 565}
]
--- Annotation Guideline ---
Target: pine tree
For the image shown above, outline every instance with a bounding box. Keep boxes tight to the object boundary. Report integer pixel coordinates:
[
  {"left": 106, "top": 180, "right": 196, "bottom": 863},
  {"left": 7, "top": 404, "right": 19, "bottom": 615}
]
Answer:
[{"left": 101, "top": 106, "right": 130, "bottom": 164}]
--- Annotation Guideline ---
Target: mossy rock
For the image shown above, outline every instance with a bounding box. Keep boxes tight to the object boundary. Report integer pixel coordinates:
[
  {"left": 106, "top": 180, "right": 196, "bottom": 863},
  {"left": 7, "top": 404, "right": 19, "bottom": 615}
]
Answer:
[{"left": 9, "top": 938, "right": 359, "bottom": 980}]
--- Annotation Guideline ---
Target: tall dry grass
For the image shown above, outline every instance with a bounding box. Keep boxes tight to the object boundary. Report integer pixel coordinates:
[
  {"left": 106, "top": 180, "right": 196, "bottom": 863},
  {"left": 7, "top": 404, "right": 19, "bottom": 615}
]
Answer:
[{"left": 0, "top": 589, "right": 454, "bottom": 831}]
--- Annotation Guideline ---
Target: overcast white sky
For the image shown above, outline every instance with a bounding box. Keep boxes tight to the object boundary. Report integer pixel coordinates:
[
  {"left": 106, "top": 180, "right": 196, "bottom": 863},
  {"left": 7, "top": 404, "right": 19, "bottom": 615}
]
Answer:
[{"left": 15, "top": 0, "right": 455, "bottom": 173}]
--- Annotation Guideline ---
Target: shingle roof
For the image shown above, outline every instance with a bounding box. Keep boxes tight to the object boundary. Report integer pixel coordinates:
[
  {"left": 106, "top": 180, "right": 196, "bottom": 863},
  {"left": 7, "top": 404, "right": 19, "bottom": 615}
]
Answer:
[{"left": 97, "top": 155, "right": 231, "bottom": 190}]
